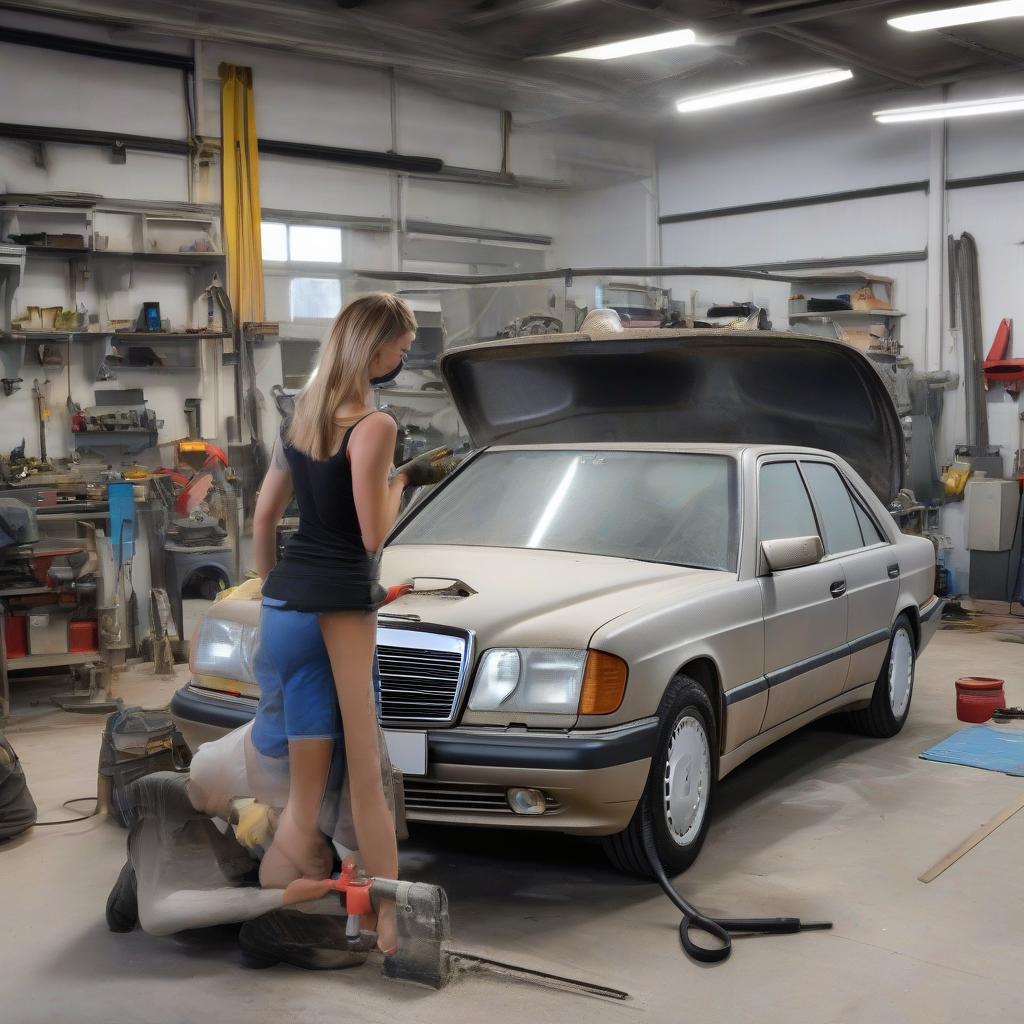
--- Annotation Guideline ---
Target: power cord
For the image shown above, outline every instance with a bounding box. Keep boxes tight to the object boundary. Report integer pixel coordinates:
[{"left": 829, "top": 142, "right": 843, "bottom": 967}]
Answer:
[
  {"left": 640, "top": 801, "right": 832, "bottom": 964},
  {"left": 34, "top": 797, "right": 98, "bottom": 826}
]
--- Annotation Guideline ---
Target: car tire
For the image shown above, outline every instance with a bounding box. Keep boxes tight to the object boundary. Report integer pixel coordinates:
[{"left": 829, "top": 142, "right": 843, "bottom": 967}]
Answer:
[
  {"left": 849, "top": 613, "right": 916, "bottom": 739},
  {"left": 601, "top": 674, "right": 717, "bottom": 879}
]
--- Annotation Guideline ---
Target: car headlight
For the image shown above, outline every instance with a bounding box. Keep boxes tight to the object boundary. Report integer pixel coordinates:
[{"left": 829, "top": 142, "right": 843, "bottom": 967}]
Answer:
[
  {"left": 467, "top": 648, "right": 627, "bottom": 715},
  {"left": 190, "top": 616, "right": 260, "bottom": 698}
]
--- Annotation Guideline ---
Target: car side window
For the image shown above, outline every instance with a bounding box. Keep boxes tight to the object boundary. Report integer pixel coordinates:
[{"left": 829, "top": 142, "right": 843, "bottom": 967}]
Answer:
[
  {"left": 850, "top": 491, "right": 885, "bottom": 545},
  {"left": 800, "top": 461, "right": 864, "bottom": 554},
  {"left": 758, "top": 461, "right": 819, "bottom": 543}
]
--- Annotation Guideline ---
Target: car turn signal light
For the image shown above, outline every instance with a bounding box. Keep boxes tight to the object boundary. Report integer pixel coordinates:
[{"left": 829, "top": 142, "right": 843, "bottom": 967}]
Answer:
[{"left": 578, "top": 650, "right": 628, "bottom": 715}]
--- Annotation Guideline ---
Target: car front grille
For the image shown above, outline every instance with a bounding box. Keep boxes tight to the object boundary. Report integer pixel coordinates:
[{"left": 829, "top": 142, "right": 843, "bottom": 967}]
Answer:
[{"left": 376, "top": 626, "right": 470, "bottom": 724}]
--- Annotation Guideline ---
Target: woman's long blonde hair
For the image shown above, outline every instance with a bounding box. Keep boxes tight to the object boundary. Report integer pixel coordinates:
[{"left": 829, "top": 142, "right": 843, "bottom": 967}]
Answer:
[{"left": 287, "top": 292, "right": 417, "bottom": 461}]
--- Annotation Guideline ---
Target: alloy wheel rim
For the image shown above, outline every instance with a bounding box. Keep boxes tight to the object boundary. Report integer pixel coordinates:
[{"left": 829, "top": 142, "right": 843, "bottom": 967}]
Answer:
[
  {"left": 888, "top": 627, "right": 913, "bottom": 719},
  {"left": 663, "top": 714, "right": 710, "bottom": 846}
]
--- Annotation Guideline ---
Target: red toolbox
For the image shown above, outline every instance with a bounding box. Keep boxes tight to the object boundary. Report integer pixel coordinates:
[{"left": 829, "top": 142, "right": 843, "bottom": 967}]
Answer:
[
  {"left": 69, "top": 620, "right": 99, "bottom": 653},
  {"left": 4, "top": 615, "right": 27, "bottom": 658}
]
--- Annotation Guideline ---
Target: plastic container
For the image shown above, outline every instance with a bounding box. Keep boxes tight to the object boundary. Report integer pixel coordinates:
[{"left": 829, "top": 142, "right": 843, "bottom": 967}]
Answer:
[
  {"left": 4, "top": 615, "right": 26, "bottom": 658},
  {"left": 955, "top": 676, "right": 1006, "bottom": 723},
  {"left": 69, "top": 620, "right": 99, "bottom": 653}
]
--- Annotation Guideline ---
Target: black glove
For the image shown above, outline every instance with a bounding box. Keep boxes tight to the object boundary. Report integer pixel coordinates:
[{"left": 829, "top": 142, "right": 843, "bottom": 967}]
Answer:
[{"left": 399, "top": 446, "right": 456, "bottom": 488}]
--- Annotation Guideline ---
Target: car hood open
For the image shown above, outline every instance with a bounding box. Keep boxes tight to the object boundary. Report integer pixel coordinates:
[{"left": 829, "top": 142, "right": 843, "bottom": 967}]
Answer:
[{"left": 439, "top": 329, "right": 904, "bottom": 502}]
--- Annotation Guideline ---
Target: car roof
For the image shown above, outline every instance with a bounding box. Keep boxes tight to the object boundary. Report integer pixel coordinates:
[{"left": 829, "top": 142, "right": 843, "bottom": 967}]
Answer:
[{"left": 486, "top": 441, "right": 846, "bottom": 460}]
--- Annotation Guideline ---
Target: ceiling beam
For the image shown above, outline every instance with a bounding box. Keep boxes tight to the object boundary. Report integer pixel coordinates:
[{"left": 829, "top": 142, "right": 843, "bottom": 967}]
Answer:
[
  {"left": 0, "top": 0, "right": 620, "bottom": 108},
  {"left": 461, "top": 0, "right": 586, "bottom": 28},
  {"left": 729, "top": 0, "right": 903, "bottom": 35},
  {"left": 936, "top": 30, "right": 1024, "bottom": 70},
  {"left": 767, "top": 24, "right": 919, "bottom": 85}
]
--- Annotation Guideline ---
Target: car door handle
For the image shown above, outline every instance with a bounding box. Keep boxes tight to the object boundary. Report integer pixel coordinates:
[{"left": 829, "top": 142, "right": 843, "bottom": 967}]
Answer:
[
  {"left": 829, "top": 581, "right": 846, "bottom": 598},
  {"left": 887, "top": 563, "right": 900, "bottom": 579}
]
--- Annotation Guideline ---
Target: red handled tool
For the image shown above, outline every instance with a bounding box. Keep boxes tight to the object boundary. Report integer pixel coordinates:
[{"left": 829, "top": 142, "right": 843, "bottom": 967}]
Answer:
[{"left": 329, "top": 867, "right": 374, "bottom": 948}]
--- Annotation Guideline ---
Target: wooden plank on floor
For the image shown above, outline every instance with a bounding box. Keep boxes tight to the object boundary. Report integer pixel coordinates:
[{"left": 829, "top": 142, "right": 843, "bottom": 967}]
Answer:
[{"left": 919, "top": 792, "right": 1024, "bottom": 883}]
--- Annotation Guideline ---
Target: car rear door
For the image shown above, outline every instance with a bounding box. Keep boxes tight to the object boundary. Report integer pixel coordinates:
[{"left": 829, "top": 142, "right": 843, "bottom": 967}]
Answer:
[
  {"left": 800, "top": 459, "right": 899, "bottom": 692},
  {"left": 758, "top": 459, "right": 850, "bottom": 733}
]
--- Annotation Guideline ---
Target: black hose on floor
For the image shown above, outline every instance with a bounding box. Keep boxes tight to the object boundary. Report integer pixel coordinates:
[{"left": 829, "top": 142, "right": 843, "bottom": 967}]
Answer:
[
  {"left": 640, "top": 802, "right": 832, "bottom": 964},
  {"left": 34, "top": 797, "right": 98, "bottom": 826}
]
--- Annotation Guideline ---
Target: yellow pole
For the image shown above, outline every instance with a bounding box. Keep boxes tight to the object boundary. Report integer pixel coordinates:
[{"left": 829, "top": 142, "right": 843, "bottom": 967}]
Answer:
[{"left": 219, "top": 62, "right": 265, "bottom": 326}]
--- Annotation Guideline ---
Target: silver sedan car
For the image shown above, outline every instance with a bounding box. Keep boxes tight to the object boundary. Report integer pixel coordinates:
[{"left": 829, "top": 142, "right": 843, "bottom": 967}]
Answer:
[{"left": 173, "top": 330, "right": 941, "bottom": 876}]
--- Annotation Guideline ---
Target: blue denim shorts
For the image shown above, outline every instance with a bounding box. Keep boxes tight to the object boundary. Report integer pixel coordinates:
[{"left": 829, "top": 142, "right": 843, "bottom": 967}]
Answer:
[{"left": 250, "top": 599, "right": 381, "bottom": 759}]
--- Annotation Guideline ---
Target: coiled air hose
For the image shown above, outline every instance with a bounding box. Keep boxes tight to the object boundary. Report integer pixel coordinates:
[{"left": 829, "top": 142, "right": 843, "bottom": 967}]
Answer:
[{"left": 641, "top": 802, "right": 832, "bottom": 964}]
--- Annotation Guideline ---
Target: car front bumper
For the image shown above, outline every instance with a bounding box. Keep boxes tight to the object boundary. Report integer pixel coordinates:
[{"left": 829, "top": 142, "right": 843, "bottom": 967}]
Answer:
[{"left": 170, "top": 683, "right": 657, "bottom": 835}]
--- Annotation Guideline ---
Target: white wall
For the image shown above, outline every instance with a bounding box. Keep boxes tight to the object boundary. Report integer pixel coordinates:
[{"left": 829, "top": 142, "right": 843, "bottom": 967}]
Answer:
[
  {"left": 658, "top": 76, "right": 1024, "bottom": 479},
  {"left": 0, "top": 12, "right": 655, "bottom": 465}
]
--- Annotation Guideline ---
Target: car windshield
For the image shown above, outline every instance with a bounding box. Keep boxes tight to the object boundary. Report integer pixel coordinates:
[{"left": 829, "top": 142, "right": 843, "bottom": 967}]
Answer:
[{"left": 393, "top": 450, "right": 738, "bottom": 571}]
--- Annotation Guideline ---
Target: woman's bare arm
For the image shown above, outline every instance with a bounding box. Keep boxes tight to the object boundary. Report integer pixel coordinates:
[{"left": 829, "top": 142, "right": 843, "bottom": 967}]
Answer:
[
  {"left": 348, "top": 413, "right": 409, "bottom": 552},
  {"left": 253, "top": 443, "right": 294, "bottom": 579}
]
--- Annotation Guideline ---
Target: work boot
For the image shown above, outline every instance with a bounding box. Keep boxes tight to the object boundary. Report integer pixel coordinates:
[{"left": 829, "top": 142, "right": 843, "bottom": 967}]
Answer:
[
  {"left": 105, "top": 860, "right": 139, "bottom": 932},
  {"left": 238, "top": 910, "right": 369, "bottom": 971}
]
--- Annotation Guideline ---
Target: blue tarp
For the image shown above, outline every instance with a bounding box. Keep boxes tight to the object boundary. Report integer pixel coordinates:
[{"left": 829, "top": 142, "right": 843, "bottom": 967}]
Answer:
[{"left": 920, "top": 726, "right": 1024, "bottom": 776}]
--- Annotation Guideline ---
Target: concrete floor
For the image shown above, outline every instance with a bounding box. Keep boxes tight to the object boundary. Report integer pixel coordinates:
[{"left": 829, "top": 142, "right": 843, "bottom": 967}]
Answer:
[{"left": 2, "top": 622, "right": 1024, "bottom": 1024}]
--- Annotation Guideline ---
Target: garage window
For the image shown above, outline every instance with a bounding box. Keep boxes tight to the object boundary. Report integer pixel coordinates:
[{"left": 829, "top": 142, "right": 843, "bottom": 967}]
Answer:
[
  {"left": 262, "top": 220, "right": 345, "bottom": 323},
  {"left": 758, "top": 462, "right": 819, "bottom": 543},
  {"left": 261, "top": 221, "right": 342, "bottom": 264},
  {"left": 289, "top": 278, "right": 342, "bottom": 320}
]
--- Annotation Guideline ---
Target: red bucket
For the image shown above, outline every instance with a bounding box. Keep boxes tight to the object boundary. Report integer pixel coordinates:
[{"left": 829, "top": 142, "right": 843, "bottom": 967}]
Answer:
[{"left": 955, "top": 677, "right": 1006, "bottom": 723}]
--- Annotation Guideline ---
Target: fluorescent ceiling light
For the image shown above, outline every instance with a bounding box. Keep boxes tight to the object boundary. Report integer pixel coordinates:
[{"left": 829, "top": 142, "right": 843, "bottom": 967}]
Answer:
[
  {"left": 558, "top": 28, "right": 696, "bottom": 59},
  {"left": 676, "top": 68, "right": 852, "bottom": 113},
  {"left": 874, "top": 94, "right": 1024, "bottom": 121},
  {"left": 889, "top": 1, "right": 1024, "bottom": 32}
]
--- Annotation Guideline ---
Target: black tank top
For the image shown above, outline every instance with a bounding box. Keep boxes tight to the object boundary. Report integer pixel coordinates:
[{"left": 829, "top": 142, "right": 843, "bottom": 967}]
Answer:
[{"left": 262, "top": 414, "right": 385, "bottom": 612}]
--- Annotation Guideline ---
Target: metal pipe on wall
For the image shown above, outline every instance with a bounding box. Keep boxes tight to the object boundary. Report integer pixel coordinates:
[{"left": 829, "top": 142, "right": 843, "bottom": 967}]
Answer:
[
  {"left": 950, "top": 232, "right": 988, "bottom": 450},
  {"left": 926, "top": 109, "right": 948, "bottom": 378}
]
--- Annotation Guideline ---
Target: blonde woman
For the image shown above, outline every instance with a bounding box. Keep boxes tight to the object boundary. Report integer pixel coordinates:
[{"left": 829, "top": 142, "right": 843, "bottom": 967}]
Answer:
[{"left": 251, "top": 292, "right": 451, "bottom": 954}]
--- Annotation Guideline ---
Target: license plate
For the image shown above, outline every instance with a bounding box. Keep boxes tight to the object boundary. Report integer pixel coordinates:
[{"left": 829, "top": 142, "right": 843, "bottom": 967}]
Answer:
[{"left": 383, "top": 729, "right": 427, "bottom": 776}]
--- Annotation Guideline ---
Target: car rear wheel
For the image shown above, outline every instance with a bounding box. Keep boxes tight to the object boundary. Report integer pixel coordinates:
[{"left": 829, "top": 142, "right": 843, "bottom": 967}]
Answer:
[
  {"left": 601, "top": 675, "right": 717, "bottom": 878},
  {"left": 849, "top": 613, "right": 916, "bottom": 738}
]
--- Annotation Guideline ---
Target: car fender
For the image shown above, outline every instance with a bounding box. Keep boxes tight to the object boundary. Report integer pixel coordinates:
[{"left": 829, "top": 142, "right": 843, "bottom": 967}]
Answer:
[{"left": 582, "top": 577, "right": 765, "bottom": 748}]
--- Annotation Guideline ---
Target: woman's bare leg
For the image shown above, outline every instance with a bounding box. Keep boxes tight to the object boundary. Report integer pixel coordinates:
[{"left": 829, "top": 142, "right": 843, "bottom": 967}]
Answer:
[
  {"left": 319, "top": 610, "right": 398, "bottom": 952},
  {"left": 260, "top": 738, "right": 334, "bottom": 888}
]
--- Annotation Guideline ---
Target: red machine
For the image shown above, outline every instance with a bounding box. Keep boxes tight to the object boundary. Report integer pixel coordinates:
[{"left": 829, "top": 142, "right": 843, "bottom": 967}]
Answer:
[{"left": 984, "top": 318, "right": 1024, "bottom": 393}]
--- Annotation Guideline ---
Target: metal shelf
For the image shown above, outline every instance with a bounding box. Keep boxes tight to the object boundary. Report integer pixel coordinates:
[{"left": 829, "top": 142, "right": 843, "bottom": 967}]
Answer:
[
  {"left": 1, "top": 330, "right": 112, "bottom": 343},
  {"left": 789, "top": 309, "right": 906, "bottom": 320},
  {"left": 2, "top": 331, "right": 226, "bottom": 343},
  {"left": 106, "top": 365, "right": 202, "bottom": 373},
  {"left": 23, "top": 245, "right": 224, "bottom": 265},
  {"left": 110, "top": 332, "right": 229, "bottom": 341},
  {"left": 6, "top": 651, "right": 98, "bottom": 671}
]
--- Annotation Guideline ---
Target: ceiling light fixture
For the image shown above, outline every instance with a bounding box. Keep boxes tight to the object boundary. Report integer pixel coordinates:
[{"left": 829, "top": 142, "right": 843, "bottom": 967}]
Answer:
[
  {"left": 874, "top": 94, "right": 1024, "bottom": 121},
  {"left": 676, "top": 68, "right": 852, "bottom": 113},
  {"left": 557, "top": 28, "right": 696, "bottom": 59},
  {"left": 889, "top": 1, "right": 1024, "bottom": 32}
]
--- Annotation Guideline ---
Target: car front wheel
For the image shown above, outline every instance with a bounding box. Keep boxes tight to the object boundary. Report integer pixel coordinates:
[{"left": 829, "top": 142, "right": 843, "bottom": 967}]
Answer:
[
  {"left": 850, "top": 613, "right": 916, "bottom": 738},
  {"left": 601, "top": 675, "right": 717, "bottom": 878}
]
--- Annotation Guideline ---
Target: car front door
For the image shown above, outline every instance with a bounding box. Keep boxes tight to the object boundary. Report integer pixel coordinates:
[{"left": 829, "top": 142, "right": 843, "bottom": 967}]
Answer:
[
  {"left": 758, "top": 459, "right": 850, "bottom": 733},
  {"left": 800, "top": 459, "right": 899, "bottom": 692}
]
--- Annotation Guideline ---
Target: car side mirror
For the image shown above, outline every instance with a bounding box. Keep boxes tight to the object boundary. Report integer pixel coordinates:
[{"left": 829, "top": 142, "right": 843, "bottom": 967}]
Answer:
[{"left": 760, "top": 535, "right": 824, "bottom": 573}]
